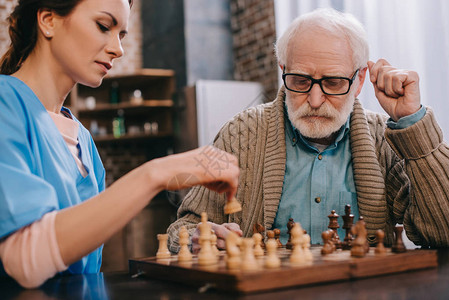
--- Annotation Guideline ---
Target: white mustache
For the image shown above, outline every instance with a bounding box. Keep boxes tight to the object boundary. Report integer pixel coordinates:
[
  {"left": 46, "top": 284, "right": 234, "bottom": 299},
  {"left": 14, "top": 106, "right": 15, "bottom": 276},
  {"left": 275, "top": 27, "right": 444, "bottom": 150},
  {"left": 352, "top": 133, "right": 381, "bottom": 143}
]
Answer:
[{"left": 296, "top": 103, "right": 337, "bottom": 119}]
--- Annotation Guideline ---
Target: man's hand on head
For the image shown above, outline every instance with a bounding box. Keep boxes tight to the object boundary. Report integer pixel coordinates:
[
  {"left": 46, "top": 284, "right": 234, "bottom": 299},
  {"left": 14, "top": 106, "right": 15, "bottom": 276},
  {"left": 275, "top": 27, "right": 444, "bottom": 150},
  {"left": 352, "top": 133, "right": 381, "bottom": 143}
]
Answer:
[
  {"left": 368, "top": 59, "right": 421, "bottom": 121},
  {"left": 191, "top": 222, "right": 242, "bottom": 254}
]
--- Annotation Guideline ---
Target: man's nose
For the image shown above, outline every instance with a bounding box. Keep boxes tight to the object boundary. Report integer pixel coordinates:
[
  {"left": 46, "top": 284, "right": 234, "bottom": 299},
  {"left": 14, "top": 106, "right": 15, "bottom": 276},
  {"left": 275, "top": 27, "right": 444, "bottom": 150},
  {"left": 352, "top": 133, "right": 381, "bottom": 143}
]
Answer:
[{"left": 308, "top": 83, "right": 326, "bottom": 109}]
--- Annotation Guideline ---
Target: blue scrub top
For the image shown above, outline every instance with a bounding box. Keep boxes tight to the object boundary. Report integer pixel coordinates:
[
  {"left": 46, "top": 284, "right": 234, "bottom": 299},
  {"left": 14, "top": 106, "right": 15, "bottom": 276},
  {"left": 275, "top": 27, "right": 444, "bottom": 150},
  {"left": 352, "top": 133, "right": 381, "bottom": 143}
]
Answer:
[{"left": 0, "top": 75, "right": 106, "bottom": 275}]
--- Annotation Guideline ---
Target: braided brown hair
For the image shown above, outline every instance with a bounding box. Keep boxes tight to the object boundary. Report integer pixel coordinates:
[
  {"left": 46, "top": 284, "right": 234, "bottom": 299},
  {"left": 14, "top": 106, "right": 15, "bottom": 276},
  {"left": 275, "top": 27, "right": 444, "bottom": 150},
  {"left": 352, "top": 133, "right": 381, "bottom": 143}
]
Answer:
[{"left": 0, "top": 0, "right": 133, "bottom": 75}]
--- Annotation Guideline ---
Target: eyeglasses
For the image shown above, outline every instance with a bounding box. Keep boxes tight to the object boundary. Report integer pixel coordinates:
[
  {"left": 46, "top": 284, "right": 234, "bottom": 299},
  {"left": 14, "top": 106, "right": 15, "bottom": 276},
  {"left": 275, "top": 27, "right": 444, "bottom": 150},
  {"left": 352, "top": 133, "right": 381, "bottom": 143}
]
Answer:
[{"left": 282, "top": 66, "right": 360, "bottom": 95}]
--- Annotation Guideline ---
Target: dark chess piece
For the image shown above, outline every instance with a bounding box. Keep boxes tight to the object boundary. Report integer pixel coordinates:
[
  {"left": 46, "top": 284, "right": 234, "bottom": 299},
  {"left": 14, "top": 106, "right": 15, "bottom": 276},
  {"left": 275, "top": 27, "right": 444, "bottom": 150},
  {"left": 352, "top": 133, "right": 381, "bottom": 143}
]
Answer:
[
  {"left": 342, "top": 204, "right": 354, "bottom": 250},
  {"left": 375, "top": 229, "right": 387, "bottom": 255},
  {"left": 286, "top": 218, "right": 295, "bottom": 250},
  {"left": 328, "top": 210, "right": 342, "bottom": 249},
  {"left": 392, "top": 225, "right": 407, "bottom": 253},
  {"left": 273, "top": 228, "right": 283, "bottom": 248},
  {"left": 351, "top": 217, "right": 368, "bottom": 257},
  {"left": 321, "top": 230, "right": 335, "bottom": 255}
]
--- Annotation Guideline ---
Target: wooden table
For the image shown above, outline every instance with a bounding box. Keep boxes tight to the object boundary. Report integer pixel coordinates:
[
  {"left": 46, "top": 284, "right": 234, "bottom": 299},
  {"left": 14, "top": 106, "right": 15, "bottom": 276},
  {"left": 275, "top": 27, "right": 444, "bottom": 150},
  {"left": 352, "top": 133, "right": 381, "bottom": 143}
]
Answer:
[{"left": 2, "top": 249, "right": 449, "bottom": 300}]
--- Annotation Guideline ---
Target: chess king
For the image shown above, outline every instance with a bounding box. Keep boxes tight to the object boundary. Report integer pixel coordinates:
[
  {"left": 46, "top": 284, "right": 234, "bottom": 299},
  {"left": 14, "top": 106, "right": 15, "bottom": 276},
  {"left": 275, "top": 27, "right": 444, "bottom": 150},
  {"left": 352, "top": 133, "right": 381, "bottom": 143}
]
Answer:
[{"left": 167, "top": 7, "right": 449, "bottom": 252}]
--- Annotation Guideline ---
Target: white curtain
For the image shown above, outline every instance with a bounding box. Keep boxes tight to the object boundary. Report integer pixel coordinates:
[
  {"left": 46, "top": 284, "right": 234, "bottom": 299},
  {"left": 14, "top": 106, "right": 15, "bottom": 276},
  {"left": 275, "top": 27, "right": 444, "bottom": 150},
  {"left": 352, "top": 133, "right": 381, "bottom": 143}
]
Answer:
[{"left": 274, "top": 0, "right": 449, "bottom": 135}]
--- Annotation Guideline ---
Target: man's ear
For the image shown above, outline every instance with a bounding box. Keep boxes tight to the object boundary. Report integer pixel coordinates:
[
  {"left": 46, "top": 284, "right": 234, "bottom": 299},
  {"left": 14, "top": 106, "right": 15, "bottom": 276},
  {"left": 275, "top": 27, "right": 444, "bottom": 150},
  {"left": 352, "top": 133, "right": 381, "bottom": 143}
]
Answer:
[
  {"left": 354, "top": 67, "right": 368, "bottom": 97},
  {"left": 37, "top": 8, "right": 57, "bottom": 38}
]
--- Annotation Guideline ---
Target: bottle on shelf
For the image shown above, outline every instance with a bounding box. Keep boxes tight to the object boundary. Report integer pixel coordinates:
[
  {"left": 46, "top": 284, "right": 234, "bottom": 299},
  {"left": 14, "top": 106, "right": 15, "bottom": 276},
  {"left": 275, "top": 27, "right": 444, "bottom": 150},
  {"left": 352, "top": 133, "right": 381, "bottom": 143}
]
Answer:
[
  {"left": 110, "top": 81, "right": 120, "bottom": 104},
  {"left": 112, "top": 109, "right": 126, "bottom": 138}
]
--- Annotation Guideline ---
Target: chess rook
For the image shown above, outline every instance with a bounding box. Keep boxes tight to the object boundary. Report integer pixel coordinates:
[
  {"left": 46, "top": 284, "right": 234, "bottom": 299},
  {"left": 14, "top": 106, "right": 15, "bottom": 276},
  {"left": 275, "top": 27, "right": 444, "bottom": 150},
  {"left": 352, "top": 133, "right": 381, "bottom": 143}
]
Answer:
[{"left": 156, "top": 233, "right": 171, "bottom": 259}]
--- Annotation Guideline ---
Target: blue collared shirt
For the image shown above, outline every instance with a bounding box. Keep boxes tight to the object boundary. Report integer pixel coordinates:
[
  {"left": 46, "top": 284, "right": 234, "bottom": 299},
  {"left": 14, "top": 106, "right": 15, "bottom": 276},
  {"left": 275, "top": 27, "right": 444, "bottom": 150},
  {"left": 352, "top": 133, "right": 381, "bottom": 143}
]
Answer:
[{"left": 273, "top": 104, "right": 426, "bottom": 244}]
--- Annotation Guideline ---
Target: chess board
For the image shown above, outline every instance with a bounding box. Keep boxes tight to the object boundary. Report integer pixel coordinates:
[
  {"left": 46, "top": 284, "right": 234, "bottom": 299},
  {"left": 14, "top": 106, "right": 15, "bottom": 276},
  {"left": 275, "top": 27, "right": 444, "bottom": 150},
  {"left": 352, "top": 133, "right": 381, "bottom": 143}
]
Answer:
[{"left": 128, "top": 246, "right": 437, "bottom": 293}]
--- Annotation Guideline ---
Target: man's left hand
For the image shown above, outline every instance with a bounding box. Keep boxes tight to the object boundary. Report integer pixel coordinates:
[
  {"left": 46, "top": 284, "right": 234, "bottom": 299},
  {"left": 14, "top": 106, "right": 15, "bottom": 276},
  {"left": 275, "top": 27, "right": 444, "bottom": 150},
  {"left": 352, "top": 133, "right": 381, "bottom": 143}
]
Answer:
[{"left": 368, "top": 59, "right": 421, "bottom": 121}]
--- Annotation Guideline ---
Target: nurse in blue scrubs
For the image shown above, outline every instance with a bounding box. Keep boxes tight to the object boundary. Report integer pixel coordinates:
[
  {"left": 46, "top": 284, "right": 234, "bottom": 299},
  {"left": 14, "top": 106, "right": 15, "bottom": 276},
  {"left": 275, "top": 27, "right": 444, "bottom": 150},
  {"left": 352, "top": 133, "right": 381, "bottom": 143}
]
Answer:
[{"left": 0, "top": 0, "right": 239, "bottom": 288}]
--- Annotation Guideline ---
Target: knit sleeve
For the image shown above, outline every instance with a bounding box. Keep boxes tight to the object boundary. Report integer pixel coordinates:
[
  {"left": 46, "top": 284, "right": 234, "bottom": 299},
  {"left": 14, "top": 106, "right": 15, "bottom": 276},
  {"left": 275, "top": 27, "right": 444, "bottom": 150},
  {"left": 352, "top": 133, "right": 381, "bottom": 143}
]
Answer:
[
  {"left": 385, "top": 107, "right": 449, "bottom": 247},
  {"left": 166, "top": 120, "right": 239, "bottom": 253}
]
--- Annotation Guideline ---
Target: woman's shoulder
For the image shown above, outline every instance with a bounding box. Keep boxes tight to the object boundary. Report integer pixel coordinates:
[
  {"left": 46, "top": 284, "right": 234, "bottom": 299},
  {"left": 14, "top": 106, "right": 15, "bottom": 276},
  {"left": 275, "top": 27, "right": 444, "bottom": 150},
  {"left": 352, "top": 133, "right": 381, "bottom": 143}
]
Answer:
[{"left": 0, "top": 75, "right": 34, "bottom": 102}]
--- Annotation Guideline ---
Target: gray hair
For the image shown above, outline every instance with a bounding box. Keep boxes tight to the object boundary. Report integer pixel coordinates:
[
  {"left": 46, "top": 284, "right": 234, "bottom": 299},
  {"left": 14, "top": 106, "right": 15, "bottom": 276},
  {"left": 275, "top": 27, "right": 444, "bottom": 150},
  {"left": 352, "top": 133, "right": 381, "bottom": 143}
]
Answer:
[{"left": 275, "top": 8, "right": 369, "bottom": 70}]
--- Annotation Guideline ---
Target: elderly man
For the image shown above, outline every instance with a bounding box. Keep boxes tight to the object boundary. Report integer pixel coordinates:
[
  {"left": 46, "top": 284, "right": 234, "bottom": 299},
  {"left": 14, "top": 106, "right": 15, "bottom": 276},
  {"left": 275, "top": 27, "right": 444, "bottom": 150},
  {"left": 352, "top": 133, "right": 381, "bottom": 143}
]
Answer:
[{"left": 167, "top": 8, "right": 449, "bottom": 253}]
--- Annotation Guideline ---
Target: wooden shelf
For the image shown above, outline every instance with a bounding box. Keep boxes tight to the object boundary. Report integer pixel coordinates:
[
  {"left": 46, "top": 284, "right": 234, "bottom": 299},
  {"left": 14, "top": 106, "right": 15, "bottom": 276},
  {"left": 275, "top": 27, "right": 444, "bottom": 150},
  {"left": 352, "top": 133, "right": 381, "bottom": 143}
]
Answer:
[
  {"left": 78, "top": 100, "right": 173, "bottom": 115},
  {"left": 93, "top": 132, "right": 173, "bottom": 143},
  {"left": 104, "top": 68, "right": 175, "bottom": 80}
]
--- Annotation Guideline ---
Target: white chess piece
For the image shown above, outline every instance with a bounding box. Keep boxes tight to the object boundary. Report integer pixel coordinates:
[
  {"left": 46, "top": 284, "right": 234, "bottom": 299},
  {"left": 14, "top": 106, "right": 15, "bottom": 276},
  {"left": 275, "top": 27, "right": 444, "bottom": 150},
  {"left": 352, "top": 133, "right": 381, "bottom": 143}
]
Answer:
[
  {"left": 197, "top": 212, "right": 216, "bottom": 266},
  {"left": 156, "top": 233, "right": 171, "bottom": 259},
  {"left": 225, "top": 231, "right": 242, "bottom": 269},
  {"left": 265, "top": 238, "right": 281, "bottom": 268},
  {"left": 290, "top": 223, "right": 306, "bottom": 265},
  {"left": 301, "top": 231, "right": 313, "bottom": 262},
  {"left": 241, "top": 238, "right": 259, "bottom": 271},
  {"left": 253, "top": 233, "right": 264, "bottom": 257},
  {"left": 178, "top": 226, "right": 192, "bottom": 262}
]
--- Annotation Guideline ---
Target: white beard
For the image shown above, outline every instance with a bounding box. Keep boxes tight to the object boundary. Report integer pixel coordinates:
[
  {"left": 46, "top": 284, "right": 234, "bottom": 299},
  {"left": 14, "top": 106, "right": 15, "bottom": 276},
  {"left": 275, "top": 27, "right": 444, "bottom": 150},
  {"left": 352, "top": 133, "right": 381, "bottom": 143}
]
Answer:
[{"left": 286, "top": 94, "right": 355, "bottom": 139}]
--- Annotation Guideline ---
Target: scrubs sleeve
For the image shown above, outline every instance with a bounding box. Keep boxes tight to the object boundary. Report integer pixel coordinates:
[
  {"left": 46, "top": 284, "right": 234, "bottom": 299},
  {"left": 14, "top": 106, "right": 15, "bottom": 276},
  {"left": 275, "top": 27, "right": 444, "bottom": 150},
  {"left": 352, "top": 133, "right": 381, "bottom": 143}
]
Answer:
[{"left": 0, "top": 86, "right": 58, "bottom": 239}]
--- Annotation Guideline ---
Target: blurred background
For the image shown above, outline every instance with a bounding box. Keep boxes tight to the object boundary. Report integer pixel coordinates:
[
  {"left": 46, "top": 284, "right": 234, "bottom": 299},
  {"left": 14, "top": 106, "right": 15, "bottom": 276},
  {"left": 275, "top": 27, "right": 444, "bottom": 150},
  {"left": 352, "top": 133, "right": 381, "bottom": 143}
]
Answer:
[{"left": 0, "top": 0, "right": 447, "bottom": 271}]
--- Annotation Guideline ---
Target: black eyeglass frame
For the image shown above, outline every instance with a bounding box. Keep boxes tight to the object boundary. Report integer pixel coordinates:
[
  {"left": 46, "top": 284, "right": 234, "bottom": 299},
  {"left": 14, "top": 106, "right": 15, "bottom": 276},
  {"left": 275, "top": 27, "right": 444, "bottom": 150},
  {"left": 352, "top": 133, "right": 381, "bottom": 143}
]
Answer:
[{"left": 282, "top": 66, "right": 360, "bottom": 96}]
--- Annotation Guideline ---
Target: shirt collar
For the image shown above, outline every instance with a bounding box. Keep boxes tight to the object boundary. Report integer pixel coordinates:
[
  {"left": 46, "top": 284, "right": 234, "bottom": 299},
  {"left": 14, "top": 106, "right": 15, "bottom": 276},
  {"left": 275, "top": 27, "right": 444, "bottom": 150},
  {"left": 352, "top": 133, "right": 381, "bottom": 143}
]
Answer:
[{"left": 284, "top": 103, "right": 350, "bottom": 149}]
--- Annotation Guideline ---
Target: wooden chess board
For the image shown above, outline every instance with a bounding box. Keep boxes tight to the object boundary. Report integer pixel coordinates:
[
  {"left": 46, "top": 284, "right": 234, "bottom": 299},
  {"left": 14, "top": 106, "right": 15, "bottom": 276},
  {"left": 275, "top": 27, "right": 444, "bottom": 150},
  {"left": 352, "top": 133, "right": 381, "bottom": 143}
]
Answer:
[{"left": 128, "top": 246, "right": 437, "bottom": 293}]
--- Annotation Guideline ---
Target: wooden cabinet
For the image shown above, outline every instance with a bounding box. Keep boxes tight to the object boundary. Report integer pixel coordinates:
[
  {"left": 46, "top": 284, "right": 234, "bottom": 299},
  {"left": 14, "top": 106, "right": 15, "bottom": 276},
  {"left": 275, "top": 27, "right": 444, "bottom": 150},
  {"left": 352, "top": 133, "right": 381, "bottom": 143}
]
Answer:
[
  {"left": 69, "top": 69, "right": 178, "bottom": 272},
  {"left": 70, "top": 69, "right": 175, "bottom": 143}
]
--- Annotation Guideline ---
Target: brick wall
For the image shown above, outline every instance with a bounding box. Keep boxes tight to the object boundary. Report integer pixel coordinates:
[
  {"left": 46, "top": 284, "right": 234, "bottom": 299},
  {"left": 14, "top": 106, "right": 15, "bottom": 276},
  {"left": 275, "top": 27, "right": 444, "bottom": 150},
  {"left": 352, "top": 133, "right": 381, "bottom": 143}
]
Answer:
[
  {"left": 0, "top": 0, "right": 141, "bottom": 75},
  {"left": 0, "top": 0, "right": 16, "bottom": 58},
  {"left": 230, "top": 0, "right": 279, "bottom": 101}
]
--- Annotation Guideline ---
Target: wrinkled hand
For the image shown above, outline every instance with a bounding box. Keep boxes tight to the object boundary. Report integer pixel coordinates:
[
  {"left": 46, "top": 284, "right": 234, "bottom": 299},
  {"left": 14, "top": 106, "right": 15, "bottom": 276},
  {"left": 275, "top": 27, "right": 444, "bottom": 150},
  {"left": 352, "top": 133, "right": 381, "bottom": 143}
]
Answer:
[
  {"left": 191, "top": 222, "right": 242, "bottom": 254},
  {"left": 153, "top": 146, "right": 240, "bottom": 201},
  {"left": 368, "top": 59, "right": 421, "bottom": 121}
]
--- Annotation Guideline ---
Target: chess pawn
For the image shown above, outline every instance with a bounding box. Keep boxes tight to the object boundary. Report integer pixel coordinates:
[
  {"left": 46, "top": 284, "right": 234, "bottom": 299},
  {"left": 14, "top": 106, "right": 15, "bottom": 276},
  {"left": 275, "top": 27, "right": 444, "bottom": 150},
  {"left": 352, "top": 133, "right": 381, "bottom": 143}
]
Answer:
[
  {"left": 241, "top": 238, "right": 259, "bottom": 271},
  {"left": 265, "top": 238, "right": 281, "bottom": 269},
  {"left": 253, "top": 223, "right": 265, "bottom": 248},
  {"left": 225, "top": 231, "right": 242, "bottom": 270},
  {"left": 156, "top": 233, "right": 171, "bottom": 259},
  {"left": 273, "top": 228, "right": 283, "bottom": 248},
  {"left": 286, "top": 218, "right": 295, "bottom": 250},
  {"left": 375, "top": 229, "right": 387, "bottom": 255},
  {"left": 178, "top": 226, "right": 192, "bottom": 262},
  {"left": 321, "top": 230, "right": 334, "bottom": 255},
  {"left": 253, "top": 233, "right": 264, "bottom": 257},
  {"left": 392, "top": 225, "right": 407, "bottom": 253},
  {"left": 211, "top": 231, "right": 220, "bottom": 257},
  {"left": 290, "top": 223, "right": 306, "bottom": 265},
  {"left": 224, "top": 196, "right": 242, "bottom": 214},
  {"left": 301, "top": 231, "right": 313, "bottom": 262}
]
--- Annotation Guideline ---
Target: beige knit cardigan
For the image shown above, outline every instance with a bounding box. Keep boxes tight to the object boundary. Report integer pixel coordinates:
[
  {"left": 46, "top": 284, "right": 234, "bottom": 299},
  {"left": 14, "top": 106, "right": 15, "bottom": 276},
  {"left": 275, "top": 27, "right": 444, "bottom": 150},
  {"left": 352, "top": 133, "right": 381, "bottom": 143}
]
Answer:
[{"left": 167, "top": 87, "right": 449, "bottom": 252}]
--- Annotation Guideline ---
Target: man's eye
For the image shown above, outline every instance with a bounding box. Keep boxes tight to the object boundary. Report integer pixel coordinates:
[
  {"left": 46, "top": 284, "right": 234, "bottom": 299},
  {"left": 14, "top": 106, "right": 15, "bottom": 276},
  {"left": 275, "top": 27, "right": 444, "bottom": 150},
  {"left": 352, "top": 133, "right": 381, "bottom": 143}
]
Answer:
[
  {"left": 324, "top": 79, "right": 344, "bottom": 87},
  {"left": 97, "top": 22, "right": 109, "bottom": 32},
  {"left": 293, "top": 78, "right": 309, "bottom": 86}
]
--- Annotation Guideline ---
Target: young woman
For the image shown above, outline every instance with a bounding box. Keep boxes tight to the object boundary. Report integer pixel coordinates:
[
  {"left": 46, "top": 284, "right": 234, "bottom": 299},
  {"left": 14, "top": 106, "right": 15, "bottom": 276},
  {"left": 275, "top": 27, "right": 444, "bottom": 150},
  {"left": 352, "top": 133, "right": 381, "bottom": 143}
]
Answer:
[{"left": 0, "top": 0, "right": 239, "bottom": 288}]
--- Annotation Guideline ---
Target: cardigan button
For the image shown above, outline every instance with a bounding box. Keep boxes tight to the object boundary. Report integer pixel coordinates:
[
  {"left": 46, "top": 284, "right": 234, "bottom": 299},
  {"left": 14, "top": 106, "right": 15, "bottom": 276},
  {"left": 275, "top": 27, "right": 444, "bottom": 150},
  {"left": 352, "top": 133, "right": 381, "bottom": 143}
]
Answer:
[
  {"left": 315, "top": 197, "right": 321, "bottom": 203},
  {"left": 318, "top": 154, "right": 323, "bottom": 160}
]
